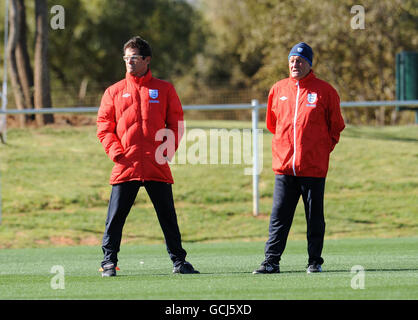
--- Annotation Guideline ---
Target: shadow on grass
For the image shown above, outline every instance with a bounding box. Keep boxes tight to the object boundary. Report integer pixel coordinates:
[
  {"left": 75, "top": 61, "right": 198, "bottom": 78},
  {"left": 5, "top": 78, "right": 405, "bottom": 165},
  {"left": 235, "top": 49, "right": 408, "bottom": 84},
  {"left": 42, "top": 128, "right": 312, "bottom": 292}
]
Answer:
[
  {"left": 118, "top": 268, "right": 418, "bottom": 277},
  {"left": 280, "top": 268, "right": 418, "bottom": 274}
]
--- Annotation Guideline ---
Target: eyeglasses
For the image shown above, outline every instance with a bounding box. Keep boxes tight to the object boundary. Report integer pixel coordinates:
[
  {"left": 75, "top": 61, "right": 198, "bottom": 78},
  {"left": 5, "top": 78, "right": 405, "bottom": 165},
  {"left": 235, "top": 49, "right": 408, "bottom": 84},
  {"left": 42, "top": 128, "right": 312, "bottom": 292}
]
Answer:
[{"left": 123, "top": 55, "right": 145, "bottom": 62}]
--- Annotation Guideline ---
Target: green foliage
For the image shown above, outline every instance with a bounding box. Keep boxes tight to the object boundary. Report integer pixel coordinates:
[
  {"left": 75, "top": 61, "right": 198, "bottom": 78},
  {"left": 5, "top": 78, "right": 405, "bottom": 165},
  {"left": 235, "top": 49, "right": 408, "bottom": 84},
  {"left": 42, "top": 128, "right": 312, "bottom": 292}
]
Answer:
[
  {"left": 196, "top": 0, "right": 418, "bottom": 101},
  {"left": 47, "top": 0, "right": 206, "bottom": 85},
  {"left": 1, "top": 0, "right": 417, "bottom": 123},
  {"left": 176, "top": 0, "right": 417, "bottom": 125},
  {"left": 0, "top": 0, "right": 206, "bottom": 87}
]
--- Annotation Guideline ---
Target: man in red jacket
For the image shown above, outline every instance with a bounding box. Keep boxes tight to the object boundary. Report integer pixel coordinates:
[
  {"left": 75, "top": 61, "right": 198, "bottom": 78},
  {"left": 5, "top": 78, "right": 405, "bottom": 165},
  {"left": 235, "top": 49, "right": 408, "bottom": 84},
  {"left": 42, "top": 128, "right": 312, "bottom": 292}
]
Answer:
[
  {"left": 97, "top": 36, "right": 199, "bottom": 276},
  {"left": 253, "top": 42, "right": 345, "bottom": 274}
]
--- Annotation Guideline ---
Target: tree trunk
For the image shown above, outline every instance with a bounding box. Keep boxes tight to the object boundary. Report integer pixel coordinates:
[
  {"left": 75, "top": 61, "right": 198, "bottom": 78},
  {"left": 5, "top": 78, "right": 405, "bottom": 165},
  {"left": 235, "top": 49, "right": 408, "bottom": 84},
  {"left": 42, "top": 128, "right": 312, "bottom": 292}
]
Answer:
[
  {"left": 15, "top": 0, "right": 34, "bottom": 122},
  {"left": 34, "top": 0, "right": 54, "bottom": 125},
  {"left": 7, "top": 0, "right": 26, "bottom": 127}
]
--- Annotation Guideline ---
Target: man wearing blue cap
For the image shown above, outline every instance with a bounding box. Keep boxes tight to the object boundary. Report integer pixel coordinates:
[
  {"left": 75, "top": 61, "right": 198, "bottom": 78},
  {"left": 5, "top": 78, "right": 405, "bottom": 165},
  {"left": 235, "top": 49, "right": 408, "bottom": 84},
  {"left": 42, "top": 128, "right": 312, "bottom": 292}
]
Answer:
[{"left": 253, "top": 42, "right": 345, "bottom": 274}]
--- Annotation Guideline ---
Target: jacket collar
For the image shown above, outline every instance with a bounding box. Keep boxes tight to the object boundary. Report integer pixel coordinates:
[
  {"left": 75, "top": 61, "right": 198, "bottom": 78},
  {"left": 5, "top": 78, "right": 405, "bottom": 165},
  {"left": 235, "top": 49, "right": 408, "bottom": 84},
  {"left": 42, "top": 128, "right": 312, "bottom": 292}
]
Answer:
[
  {"left": 126, "top": 69, "right": 152, "bottom": 86},
  {"left": 289, "top": 70, "right": 315, "bottom": 86}
]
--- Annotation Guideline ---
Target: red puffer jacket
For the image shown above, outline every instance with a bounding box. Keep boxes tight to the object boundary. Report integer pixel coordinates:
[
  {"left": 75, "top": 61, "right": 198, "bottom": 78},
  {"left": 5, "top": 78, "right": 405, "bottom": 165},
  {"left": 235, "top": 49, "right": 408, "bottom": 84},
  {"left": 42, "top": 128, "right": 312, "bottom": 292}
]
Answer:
[
  {"left": 97, "top": 70, "right": 184, "bottom": 185},
  {"left": 266, "top": 71, "right": 345, "bottom": 178}
]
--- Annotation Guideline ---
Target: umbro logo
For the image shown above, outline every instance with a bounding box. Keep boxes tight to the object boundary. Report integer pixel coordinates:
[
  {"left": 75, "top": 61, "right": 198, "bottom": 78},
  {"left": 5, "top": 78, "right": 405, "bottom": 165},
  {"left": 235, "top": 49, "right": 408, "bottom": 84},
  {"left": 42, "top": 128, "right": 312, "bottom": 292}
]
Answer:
[
  {"left": 122, "top": 93, "right": 131, "bottom": 98},
  {"left": 280, "top": 96, "right": 288, "bottom": 101}
]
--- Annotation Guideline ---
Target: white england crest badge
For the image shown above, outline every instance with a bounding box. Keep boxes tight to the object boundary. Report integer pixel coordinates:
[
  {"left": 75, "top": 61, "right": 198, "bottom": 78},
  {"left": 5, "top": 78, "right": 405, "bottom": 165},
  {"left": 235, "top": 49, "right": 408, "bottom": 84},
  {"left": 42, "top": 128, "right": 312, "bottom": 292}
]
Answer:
[
  {"left": 149, "top": 89, "right": 159, "bottom": 99},
  {"left": 307, "top": 93, "right": 317, "bottom": 104}
]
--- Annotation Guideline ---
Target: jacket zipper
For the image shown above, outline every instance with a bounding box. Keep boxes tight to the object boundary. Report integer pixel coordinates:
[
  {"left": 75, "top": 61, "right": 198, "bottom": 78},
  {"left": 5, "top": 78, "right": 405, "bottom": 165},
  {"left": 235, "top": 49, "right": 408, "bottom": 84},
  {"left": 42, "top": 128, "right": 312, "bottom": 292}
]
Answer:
[
  {"left": 292, "top": 81, "right": 300, "bottom": 176},
  {"left": 137, "top": 86, "right": 145, "bottom": 182}
]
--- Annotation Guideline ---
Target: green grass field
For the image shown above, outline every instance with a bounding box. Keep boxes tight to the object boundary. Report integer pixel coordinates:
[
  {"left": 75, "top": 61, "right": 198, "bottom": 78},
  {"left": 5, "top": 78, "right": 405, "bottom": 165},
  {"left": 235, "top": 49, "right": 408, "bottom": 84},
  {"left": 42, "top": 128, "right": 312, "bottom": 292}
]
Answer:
[
  {"left": 0, "top": 121, "right": 417, "bottom": 301},
  {"left": 0, "top": 238, "right": 416, "bottom": 300}
]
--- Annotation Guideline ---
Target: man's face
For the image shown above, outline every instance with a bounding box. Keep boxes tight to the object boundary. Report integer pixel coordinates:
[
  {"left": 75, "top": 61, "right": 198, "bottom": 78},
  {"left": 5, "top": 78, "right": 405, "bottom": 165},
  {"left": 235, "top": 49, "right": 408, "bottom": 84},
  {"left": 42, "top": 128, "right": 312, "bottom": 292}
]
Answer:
[
  {"left": 124, "top": 47, "right": 151, "bottom": 77},
  {"left": 288, "top": 55, "right": 311, "bottom": 80}
]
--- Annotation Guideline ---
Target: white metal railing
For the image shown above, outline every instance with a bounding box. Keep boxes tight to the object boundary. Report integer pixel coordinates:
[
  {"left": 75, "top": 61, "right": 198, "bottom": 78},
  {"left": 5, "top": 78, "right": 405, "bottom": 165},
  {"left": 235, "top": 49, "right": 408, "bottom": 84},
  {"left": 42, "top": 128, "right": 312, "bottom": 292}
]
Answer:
[
  {"left": 340, "top": 100, "right": 418, "bottom": 107},
  {"left": 0, "top": 99, "right": 418, "bottom": 223},
  {"left": 1, "top": 99, "right": 418, "bottom": 114}
]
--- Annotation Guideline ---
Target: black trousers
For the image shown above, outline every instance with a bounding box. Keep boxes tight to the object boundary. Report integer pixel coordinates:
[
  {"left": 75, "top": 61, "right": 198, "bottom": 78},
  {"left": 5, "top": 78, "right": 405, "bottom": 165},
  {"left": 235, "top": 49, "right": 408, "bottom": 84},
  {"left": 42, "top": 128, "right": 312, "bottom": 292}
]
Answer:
[
  {"left": 264, "top": 174, "right": 326, "bottom": 265},
  {"left": 101, "top": 180, "right": 187, "bottom": 267}
]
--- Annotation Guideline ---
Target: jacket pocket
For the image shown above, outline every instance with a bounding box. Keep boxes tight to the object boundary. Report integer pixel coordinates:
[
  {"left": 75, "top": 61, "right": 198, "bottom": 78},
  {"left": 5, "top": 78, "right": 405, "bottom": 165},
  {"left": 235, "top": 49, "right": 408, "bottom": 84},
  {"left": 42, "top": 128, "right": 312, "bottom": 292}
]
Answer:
[{"left": 114, "top": 146, "right": 135, "bottom": 164}]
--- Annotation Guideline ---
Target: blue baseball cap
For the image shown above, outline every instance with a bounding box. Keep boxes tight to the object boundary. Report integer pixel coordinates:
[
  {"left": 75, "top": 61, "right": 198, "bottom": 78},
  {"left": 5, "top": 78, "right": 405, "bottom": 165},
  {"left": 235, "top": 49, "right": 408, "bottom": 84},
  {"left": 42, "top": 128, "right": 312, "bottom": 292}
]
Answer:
[{"left": 288, "top": 42, "right": 313, "bottom": 66}]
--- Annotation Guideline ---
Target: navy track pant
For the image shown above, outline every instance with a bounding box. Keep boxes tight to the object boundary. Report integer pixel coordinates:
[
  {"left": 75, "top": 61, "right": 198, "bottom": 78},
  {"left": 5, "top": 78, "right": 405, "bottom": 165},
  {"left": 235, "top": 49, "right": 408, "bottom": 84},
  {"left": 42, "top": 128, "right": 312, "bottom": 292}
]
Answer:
[
  {"left": 264, "top": 174, "right": 326, "bottom": 265},
  {"left": 101, "top": 180, "right": 187, "bottom": 268}
]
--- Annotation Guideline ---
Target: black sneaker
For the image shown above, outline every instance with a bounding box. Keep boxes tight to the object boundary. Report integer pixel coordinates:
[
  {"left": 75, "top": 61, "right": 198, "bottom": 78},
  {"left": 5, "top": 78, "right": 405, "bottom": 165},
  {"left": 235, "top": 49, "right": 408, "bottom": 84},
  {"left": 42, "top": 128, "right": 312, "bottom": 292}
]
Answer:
[
  {"left": 101, "top": 263, "right": 117, "bottom": 277},
  {"left": 253, "top": 261, "right": 280, "bottom": 274},
  {"left": 173, "top": 261, "right": 200, "bottom": 274},
  {"left": 306, "top": 263, "right": 322, "bottom": 273}
]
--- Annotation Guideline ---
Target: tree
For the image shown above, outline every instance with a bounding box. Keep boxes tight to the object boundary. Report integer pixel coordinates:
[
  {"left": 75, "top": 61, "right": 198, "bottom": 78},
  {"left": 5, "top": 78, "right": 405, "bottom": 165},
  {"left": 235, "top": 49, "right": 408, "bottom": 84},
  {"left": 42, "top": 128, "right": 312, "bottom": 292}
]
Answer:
[
  {"left": 47, "top": 0, "right": 206, "bottom": 86},
  {"left": 5, "top": 0, "right": 52, "bottom": 126},
  {"left": 196, "top": 0, "right": 418, "bottom": 124},
  {"left": 7, "top": 0, "right": 26, "bottom": 127},
  {"left": 34, "top": 0, "right": 53, "bottom": 125},
  {"left": 15, "top": 0, "right": 34, "bottom": 122}
]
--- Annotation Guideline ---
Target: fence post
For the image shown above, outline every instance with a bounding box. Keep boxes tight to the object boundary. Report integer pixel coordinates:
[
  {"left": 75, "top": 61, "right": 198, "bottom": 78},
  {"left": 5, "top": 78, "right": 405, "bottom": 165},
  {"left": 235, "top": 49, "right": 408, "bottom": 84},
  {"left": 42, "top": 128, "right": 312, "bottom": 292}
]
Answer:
[{"left": 251, "top": 99, "right": 259, "bottom": 216}]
